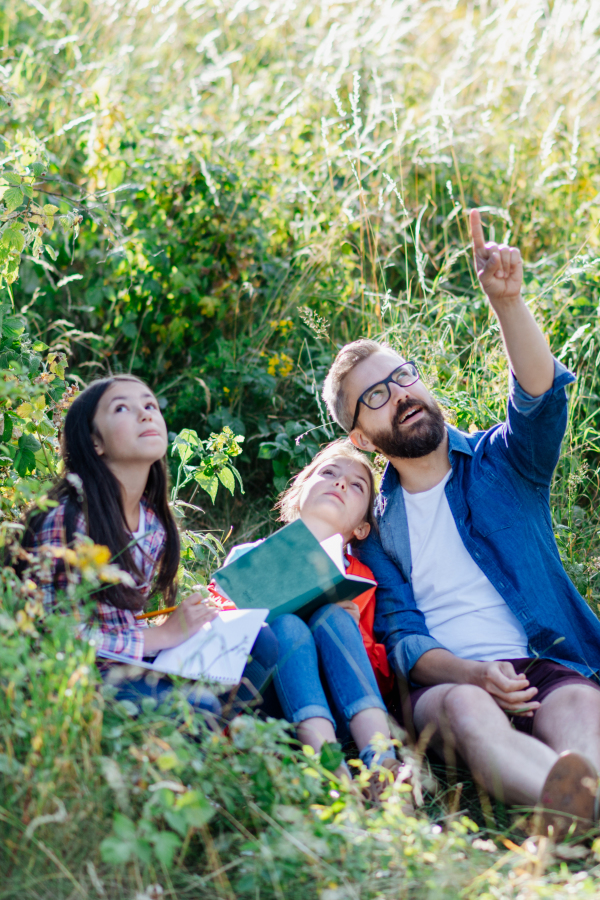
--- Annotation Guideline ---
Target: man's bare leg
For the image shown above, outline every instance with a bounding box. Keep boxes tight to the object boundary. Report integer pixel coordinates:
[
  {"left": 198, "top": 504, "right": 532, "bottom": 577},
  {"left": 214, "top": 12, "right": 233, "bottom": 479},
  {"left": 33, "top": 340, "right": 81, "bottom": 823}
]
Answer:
[
  {"left": 533, "top": 683, "right": 600, "bottom": 770},
  {"left": 413, "top": 683, "right": 558, "bottom": 805}
]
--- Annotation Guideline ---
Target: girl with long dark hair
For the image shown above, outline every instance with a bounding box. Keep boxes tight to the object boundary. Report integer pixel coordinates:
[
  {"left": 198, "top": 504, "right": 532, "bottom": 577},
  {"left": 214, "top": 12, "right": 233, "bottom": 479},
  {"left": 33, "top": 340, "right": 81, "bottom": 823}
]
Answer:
[{"left": 21, "top": 375, "right": 277, "bottom": 718}]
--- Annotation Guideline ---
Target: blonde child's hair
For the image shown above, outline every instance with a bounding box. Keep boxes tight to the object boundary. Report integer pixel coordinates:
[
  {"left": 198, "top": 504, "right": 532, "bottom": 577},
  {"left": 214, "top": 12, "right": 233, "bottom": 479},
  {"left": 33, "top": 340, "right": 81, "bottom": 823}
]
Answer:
[{"left": 275, "top": 438, "right": 376, "bottom": 541}]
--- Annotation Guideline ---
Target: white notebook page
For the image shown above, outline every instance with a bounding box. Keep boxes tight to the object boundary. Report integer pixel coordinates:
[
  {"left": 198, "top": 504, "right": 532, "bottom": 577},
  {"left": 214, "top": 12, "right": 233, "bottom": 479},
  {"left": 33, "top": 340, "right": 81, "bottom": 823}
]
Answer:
[{"left": 97, "top": 609, "right": 268, "bottom": 684}]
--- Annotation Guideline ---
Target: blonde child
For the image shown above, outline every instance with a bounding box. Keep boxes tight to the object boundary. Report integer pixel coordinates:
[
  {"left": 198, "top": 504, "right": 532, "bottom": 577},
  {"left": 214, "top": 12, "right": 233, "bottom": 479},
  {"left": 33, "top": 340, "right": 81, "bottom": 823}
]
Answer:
[{"left": 218, "top": 439, "right": 404, "bottom": 789}]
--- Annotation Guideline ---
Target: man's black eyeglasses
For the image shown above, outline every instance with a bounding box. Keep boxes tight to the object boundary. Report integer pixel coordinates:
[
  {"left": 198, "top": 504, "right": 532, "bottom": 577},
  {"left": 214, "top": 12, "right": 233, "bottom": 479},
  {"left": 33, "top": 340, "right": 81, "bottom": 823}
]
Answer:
[{"left": 350, "top": 362, "right": 420, "bottom": 431}]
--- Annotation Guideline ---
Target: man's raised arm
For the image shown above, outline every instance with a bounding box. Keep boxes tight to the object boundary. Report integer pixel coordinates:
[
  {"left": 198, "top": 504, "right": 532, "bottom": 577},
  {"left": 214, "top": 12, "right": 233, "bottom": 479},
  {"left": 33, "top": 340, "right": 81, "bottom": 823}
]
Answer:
[{"left": 470, "top": 209, "right": 554, "bottom": 398}]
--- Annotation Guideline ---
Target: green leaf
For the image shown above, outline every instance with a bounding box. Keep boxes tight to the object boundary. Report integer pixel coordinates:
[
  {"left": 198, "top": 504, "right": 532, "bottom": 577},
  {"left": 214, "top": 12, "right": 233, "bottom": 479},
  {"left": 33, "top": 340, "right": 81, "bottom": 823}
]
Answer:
[
  {"left": 132, "top": 838, "right": 152, "bottom": 865},
  {"left": 43, "top": 204, "right": 59, "bottom": 215},
  {"left": 112, "top": 813, "right": 137, "bottom": 841},
  {"left": 4, "top": 187, "right": 24, "bottom": 213},
  {"left": 100, "top": 835, "right": 133, "bottom": 865},
  {"left": 21, "top": 183, "right": 34, "bottom": 200},
  {"left": 1, "top": 226, "right": 25, "bottom": 252},
  {"left": 3, "top": 173, "right": 21, "bottom": 186},
  {"left": 258, "top": 441, "right": 279, "bottom": 459},
  {"left": 1, "top": 414, "right": 13, "bottom": 442},
  {"left": 163, "top": 809, "right": 188, "bottom": 837},
  {"left": 31, "top": 162, "right": 46, "bottom": 177},
  {"left": 45, "top": 244, "right": 57, "bottom": 261},
  {"left": 18, "top": 433, "right": 41, "bottom": 453},
  {"left": 217, "top": 466, "right": 235, "bottom": 494},
  {"left": 194, "top": 470, "right": 219, "bottom": 503},
  {"left": 320, "top": 741, "right": 344, "bottom": 773},
  {"left": 151, "top": 830, "right": 181, "bottom": 868},
  {"left": 13, "top": 448, "right": 35, "bottom": 476},
  {"left": 175, "top": 789, "right": 215, "bottom": 827},
  {"left": 3, "top": 315, "right": 25, "bottom": 341},
  {"left": 32, "top": 340, "right": 48, "bottom": 352},
  {"left": 171, "top": 428, "right": 199, "bottom": 463},
  {"left": 230, "top": 464, "right": 244, "bottom": 494}
]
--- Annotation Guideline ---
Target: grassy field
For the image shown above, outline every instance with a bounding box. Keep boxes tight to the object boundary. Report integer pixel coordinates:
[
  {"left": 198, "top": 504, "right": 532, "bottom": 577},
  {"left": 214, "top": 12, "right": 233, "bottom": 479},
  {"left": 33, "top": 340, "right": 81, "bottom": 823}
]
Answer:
[{"left": 3, "top": 0, "right": 600, "bottom": 895}]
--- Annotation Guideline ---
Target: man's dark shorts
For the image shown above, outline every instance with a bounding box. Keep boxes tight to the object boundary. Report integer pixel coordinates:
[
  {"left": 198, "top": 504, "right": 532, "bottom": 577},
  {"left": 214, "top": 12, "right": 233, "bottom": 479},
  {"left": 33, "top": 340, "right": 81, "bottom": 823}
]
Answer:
[{"left": 409, "top": 658, "right": 600, "bottom": 736}]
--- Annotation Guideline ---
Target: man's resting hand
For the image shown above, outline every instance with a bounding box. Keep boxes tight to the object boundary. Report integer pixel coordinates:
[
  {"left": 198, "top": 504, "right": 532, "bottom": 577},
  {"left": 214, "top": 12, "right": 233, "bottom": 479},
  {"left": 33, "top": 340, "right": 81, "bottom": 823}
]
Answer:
[
  {"left": 411, "top": 650, "right": 540, "bottom": 717},
  {"left": 471, "top": 660, "right": 540, "bottom": 717}
]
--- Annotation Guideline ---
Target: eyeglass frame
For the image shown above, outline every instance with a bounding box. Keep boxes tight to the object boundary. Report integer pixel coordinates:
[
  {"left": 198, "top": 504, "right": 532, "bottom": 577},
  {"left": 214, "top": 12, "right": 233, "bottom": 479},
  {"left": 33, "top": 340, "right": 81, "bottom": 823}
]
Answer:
[{"left": 349, "top": 361, "right": 420, "bottom": 432}]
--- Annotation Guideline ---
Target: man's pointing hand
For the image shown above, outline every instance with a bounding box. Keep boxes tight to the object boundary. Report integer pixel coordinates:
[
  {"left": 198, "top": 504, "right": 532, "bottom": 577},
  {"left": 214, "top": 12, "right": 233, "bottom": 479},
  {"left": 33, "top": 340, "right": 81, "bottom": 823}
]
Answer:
[{"left": 470, "top": 208, "right": 523, "bottom": 311}]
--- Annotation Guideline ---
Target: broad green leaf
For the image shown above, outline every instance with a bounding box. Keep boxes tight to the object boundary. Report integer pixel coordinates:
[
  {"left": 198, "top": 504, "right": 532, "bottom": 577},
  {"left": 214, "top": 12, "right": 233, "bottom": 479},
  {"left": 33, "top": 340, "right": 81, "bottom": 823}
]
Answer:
[
  {"left": 4, "top": 187, "right": 24, "bottom": 212},
  {"left": 32, "top": 340, "right": 48, "bottom": 352},
  {"left": 157, "top": 751, "right": 179, "bottom": 771},
  {"left": 21, "top": 183, "right": 34, "bottom": 199},
  {"left": 217, "top": 466, "right": 235, "bottom": 494},
  {"left": 43, "top": 204, "right": 59, "bottom": 215},
  {"left": 45, "top": 244, "right": 57, "bottom": 261},
  {"left": 132, "top": 838, "right": 152, "bottom": 865},
  {"left": 320, "top": 741, "right": 344, "bottom": 773},
  {"left": 151, "top": 830, "right": 181, "bottom": 868},
  {"left": 13, "top": 448, "right": 36, "bottom": 476},
  {"left": 3, "top": 173, "right": 22, "bottom": 186},
  {"left": 258, "top": 442, "right": 279, "bottom": 459},
  {"left": 18, "top": 433, "right": 41, "bottom": 453},
  {"left": 1, "top": 415, "right": 13, "bottom": 442},
  {"left": 15, "top": 401, "right": 33, "bottom": 418},
  {"left": 171, "top": 428, "right": 199, "bottom": 463},
  {"left": 31, "top": 162, "right": 46, "bottom": 176},
  {"left": 175, "top": 790, "right": 215, "bottom": 827},
  {"left": 1, "top": 226, "right": 25, "bottom": 252},
  {"left": 194, "top": 470, "right": 219, "bottom": 503},
  {"left": 112, "top": 813, "right": 137, "bottom": 841},
  {"left": 100, "top": 835, "right": 133, "bottom": 865},
  {"left": 3, "top": 315, "right": 25, "bottom": 341},
  {"left": 163, "top": 809, "right": 188, "bottom": 837}
]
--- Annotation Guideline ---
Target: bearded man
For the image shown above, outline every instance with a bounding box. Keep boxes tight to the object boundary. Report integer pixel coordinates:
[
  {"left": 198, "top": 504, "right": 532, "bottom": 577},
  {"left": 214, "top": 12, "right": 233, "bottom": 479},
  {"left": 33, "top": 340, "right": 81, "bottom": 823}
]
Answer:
[{"left": 322, "top": 210, "right": 600, "bottom": 839}]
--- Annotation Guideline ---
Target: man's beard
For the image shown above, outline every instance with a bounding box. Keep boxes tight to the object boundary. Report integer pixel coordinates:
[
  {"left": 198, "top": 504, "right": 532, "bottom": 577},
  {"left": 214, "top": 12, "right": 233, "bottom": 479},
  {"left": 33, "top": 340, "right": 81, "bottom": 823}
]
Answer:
[{"left": 369, "top": 397, "right": 446, "bottom": 459}]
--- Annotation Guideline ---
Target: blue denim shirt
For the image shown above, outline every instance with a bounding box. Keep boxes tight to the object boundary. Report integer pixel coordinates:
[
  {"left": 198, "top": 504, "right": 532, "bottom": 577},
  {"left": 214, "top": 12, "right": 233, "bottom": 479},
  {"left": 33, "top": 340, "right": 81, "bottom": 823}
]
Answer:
[{"left": 355, "top": 359, "right": 600, "bottom": 683}]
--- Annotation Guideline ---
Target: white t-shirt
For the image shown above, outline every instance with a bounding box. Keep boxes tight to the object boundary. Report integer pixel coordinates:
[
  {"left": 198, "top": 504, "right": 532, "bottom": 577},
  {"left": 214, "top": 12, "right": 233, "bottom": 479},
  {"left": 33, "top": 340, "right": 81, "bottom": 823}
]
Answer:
[
  {"left": 130, "top": 503, "right": 146, "bottom": 571},
  {"left": 402, "top": 471, "right": 529, "bottom": 661}
]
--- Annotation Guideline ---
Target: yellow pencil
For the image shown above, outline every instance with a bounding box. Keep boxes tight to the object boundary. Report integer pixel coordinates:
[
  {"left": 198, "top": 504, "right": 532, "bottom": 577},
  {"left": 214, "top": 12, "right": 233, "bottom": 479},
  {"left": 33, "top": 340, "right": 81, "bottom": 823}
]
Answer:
[
  {"left": 135, "top": 597, "right": 211, "bottom": 620},
  {"left": 135, "top": 605, "right": 178, "bottom": 620}
]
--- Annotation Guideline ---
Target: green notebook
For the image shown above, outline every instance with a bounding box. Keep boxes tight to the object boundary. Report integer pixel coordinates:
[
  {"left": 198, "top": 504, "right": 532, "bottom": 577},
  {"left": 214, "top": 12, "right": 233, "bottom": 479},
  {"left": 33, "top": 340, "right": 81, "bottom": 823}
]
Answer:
[{"left": 212, "top": 519, "right": 375, "bottom": 623}]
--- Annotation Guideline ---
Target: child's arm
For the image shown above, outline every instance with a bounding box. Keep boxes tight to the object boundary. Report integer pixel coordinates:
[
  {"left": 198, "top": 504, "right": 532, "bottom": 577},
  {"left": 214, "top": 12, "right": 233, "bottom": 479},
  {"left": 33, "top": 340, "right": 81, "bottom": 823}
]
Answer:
[{"left": 142, "top": 592, "right": 218, "bottom": 655}]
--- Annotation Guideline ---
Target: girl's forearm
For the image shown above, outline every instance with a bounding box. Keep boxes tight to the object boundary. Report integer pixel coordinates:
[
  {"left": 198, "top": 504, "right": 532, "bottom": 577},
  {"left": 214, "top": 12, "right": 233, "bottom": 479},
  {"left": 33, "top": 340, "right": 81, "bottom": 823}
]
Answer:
[{"left": 141, "top": 622, "right": 179, "bottom": 655}]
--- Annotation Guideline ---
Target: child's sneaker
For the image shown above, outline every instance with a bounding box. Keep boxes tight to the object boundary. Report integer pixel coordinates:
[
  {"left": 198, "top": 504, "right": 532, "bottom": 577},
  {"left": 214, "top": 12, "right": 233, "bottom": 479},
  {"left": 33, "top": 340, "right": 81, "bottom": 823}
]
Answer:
[{"left": 362, "top": 758, "right": 415, "bottom": 814}]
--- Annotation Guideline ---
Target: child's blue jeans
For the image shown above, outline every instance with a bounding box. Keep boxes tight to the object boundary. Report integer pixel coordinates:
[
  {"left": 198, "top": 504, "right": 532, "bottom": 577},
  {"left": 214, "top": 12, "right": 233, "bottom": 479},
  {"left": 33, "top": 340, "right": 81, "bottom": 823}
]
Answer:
[
  {"left": 270, "top": 604, "right": 386, "bottom": 740},
  {"left": 103, "top": 623, "right": 279, "bottom": 723}
]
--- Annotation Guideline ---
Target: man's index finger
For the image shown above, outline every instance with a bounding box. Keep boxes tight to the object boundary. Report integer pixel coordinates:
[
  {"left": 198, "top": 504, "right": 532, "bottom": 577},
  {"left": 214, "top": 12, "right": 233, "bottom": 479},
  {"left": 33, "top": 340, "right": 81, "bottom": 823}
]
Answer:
[{"left": 470, "top": 209, "right": 486, "bottom": 250}]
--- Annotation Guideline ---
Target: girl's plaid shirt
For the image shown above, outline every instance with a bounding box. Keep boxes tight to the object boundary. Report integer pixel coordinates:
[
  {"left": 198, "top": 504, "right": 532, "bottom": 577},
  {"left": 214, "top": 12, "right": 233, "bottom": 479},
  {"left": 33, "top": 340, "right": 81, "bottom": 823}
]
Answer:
[{"left": 32, "top": 498, "right": 166, "bottom": 661}]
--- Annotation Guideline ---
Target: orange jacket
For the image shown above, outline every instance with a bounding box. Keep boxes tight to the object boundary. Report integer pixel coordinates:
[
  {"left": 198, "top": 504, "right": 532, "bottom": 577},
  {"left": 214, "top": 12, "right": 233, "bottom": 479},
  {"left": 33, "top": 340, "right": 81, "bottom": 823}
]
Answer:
[
  {"left": 208, "top": 554, "right": 394, "bottom": 697},
  {"left": 346, "top": 555, "right": 394, "bottom": 696}
]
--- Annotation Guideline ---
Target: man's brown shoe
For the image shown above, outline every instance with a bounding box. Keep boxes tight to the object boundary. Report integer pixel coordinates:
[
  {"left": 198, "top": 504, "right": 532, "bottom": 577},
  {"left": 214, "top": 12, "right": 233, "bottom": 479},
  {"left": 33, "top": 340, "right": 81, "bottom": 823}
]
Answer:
[{"left": 536, "top": 751, "right": 599, "bottom": 842}]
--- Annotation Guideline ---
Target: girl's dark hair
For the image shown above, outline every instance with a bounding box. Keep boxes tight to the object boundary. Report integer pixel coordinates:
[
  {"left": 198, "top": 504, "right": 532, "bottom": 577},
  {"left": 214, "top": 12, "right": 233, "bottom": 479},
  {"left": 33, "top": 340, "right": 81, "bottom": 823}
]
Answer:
[{"left": 22, "top": 375, "right": 180, "bottom": 611}]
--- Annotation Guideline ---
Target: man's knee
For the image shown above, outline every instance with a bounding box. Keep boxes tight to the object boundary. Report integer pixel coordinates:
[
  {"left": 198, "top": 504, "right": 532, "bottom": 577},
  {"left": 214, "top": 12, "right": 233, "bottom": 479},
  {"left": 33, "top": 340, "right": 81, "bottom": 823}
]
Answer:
[
  {"left": 441, "top": 683, "right": 500, "bottom": 730},
  {"left": 540, "top": 683, "right": 600, "bottom": 719}
]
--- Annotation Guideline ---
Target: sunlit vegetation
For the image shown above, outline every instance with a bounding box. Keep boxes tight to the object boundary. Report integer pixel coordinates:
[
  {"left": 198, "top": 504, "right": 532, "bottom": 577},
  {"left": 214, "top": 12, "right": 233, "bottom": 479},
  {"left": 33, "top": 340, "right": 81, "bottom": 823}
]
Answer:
[{"left": 2, "top": 0, "right": 600, "bottom": 896}]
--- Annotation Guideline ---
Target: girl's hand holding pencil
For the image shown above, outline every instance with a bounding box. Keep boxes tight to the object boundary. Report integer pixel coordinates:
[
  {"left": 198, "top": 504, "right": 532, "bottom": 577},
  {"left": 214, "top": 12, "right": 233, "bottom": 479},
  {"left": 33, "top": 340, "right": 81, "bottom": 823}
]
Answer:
[{"left": 138, "top": 591, "right": 219, "bottom": 657}]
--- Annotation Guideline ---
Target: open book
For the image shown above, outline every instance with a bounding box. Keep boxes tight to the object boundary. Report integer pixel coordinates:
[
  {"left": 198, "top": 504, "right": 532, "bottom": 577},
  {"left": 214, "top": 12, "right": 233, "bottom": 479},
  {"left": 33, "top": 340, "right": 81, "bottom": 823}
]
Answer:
[
  {"left": 96, "top": 608, "right": 268, "bottom": 684},
  {"left": 212, "top": 519, "right": 375, "bottom": 623}
]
